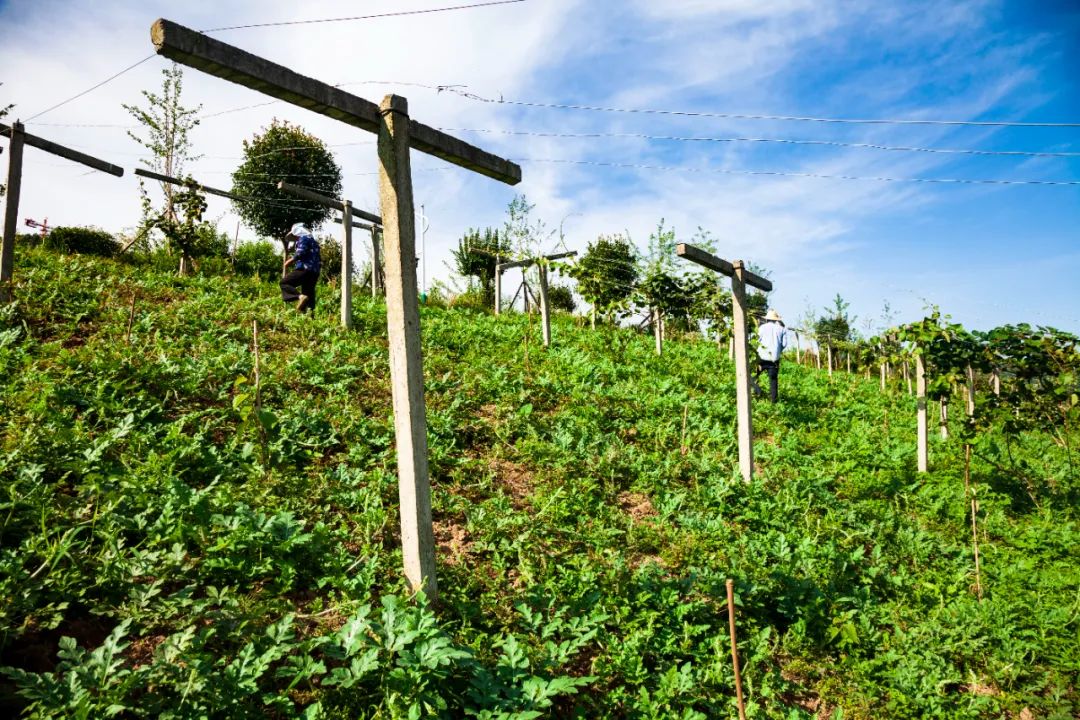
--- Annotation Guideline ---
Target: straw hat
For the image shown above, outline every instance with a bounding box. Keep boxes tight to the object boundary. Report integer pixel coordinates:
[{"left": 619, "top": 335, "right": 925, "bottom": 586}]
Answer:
[{"left": 765, "top": 308, "right": 783, "bottom": 322}]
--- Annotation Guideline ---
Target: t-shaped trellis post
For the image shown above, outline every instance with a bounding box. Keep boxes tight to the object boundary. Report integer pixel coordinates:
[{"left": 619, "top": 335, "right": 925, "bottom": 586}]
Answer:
[
  {"left": 150, "top": 18, "right": 521, "bottom": 601},
  {"left": 278, "top": 181, "right": 383, "bottom": 329},
  {"left": 2, "top": 121, "right": 124, "bottom": 300},
  {"left": 496, "top": 251, "right": 576, "bottom": 347},
  {"left": 676, "top": 243, "right": 773, "bottom": 483},
  {"left": 335, "top": 216, "right": 383, "bottom": 296}
]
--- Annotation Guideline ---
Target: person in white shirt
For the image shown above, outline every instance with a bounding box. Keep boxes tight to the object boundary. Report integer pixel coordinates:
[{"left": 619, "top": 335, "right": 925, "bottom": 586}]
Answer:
[{"left": 755, "top": 308, "right": 788, "bottom": 403}]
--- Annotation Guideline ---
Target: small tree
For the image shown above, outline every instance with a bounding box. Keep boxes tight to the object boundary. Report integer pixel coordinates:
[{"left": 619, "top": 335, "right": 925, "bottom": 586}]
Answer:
[
  {"left": 451, "top": 227, "right": 510, "bottom": 304},
  {"left": 142, "top": 178, "right": 212, "bottom": 275},
  {"left": 231, "top": 120, "right": 342, "bottom": 263},
  {"left": 123, "top": 65, "right": 203, "bottom": 220},
  {"left": 568, "top": 234, "right": 638, "bottom": 324},
  {"left": 548, "top": 284, "right": 576, "bottom": 313},
  {"left": 815, "top": 293, "right": 854, "bottom": 345}
]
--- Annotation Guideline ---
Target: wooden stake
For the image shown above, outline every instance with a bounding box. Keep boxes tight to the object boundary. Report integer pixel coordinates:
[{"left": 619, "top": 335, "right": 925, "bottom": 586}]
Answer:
[
  {"left": 732, "top": 262, "right": 754, "bottom": 483},
  {"left": 917, "top": 353, "right": 928, "bottom": 473},
  {"left": 538, "top": 262, "right": 552, "bottom": 347},
  {"left": 378, "top": 94, "right": 437, "bottom": 600},
  {"left": 940, "top": 399, "right": 949, "bottom": 440},
  {"left": 827, "top": 344, "right": 833, "bottom": 377},
  {"left": 726, "top": 579, "right": 747, "bottom": 720},
  {"left": 125, "top": 293, "right": 137, "bottom": 343},
  {"left": 846, "top": 351, "right": 851, "bottom": 374},
  {"left": 880, "top": 362, "right": 887, "bottom": 392},
  {"left": 341, "top": 199, "right": 353, "bottom": 329}
]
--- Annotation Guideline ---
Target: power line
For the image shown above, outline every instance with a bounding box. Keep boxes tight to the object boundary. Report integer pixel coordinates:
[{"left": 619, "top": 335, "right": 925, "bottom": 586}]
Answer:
[
  {"left": 442, "top": 88, "right": 1080, "bottom": 129},
  {"left": 24, "top": 54, "right": 157, "bottom": 122},
  {"left": 516, "top": 157, "right": 1080, "bottom": 187},
  {"left": 440, "top": 127, "right": 1080, "bottom": 158},
  {"left": 201, "top": 0, "right": 528, "bottom": 33}
]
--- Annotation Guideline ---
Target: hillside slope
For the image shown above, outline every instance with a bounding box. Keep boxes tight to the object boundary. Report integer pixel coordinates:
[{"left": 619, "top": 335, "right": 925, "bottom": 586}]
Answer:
[{"left": 1, "top": 249, "right": 1077, "bottom": 719}]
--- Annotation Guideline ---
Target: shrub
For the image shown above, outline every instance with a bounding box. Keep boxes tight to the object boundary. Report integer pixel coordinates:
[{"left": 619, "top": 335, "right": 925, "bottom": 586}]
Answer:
[
  {"left": 234, "top": 240, "right": 282, "bottom": 280},
  {"left": 449, "top": 288, "right": 489, "bottom": 312},
  {"left": 44, "top": 226, "right": 118, "bottom": 257},
  {"left": 548, "top": 284, "right": 576, "bottom": 313}
]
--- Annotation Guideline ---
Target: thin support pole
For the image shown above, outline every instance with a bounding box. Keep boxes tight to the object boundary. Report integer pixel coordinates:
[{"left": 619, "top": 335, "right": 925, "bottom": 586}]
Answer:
[
  {"left": 940, "top": 398, "right": 949, "bottom": 440},
  {"left": 827, "top": 344, "right": 833, "bottom": 377},
  {"left": 966, "top": 365, "right": 976, "bottom": 417},
  {"left": 726, "top": 579, "right": 747, "bottom": 720},
  {"left": 917, "top": 353, "right": 928, "bottom": 473},
  {"left": 341, "top": 199, "right": 353, "bottom": 329},
  {"left": 538, "top": 262, "right": 551, "bottom": 347},
  {"left": 125, "top": 293, "right": 137, "bottom": 343},
  {"left": 378, "top": 94, "right": 437, "bottom": 600},
  {"left": 731, "top": 261, "right": 754, "bottom": 483},
  {"left": 1, "top": 122, "right": 26, "bottom": 301},
  {"left": 494, "top": 266, "right": 502, "bottom": 315}
]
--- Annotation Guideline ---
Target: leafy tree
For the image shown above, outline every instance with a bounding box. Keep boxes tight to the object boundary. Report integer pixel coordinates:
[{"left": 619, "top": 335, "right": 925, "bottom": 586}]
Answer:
[
  {"left": 547, "top": 284, "right": 576, "bottom": 313},
  {"left": 231, "top": 120, "right": 342, "bottom": 262},
  {"left": 452, "top": 227, "right": 510, "bottom": 305},
  {"left": 815, "top": 293, "right": 854, "bottom": 345},
  {"left": 567, "top": 234, "right": 638, "bottom": 323},
  {"left": 503, "top": 194, "right": 551, "bottom": 258},
  {"left": 123, "top": 65, "right": 203, "bottom": 220}
]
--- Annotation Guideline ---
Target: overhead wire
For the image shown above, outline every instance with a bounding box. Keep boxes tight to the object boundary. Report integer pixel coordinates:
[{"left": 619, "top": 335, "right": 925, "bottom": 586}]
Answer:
[
  {"left": 441, "top": 87, "right": 1080, "bottom": 129},
  {"left": 439, "top": 127, "right": 1080, "bottom": 158},
  {"left": 515, "top": 157, "right": 1080, "bottom": 187},
  {"left": 201, "top": 0, "right": 528, "bottom": 33},
  {"left": 24, "top": 54, "right": 157, "bottom": 122}
]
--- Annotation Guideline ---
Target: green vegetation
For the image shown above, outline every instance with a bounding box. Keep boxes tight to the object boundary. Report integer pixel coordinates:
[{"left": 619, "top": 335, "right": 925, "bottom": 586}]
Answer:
[{"left": 1, "top": 247, "right": 1077, "bottom": 719}]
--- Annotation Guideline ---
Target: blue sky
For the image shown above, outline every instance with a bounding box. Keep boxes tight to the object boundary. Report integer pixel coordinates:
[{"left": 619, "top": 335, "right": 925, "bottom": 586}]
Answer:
[{"left": 1, "top": 0, "right": 1077, "bottom": 333}]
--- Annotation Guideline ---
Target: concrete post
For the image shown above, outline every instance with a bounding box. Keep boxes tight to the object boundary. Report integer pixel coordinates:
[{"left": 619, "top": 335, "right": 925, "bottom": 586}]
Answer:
[
  {"left": 378, "top": 94, "right": 436, "bottom": 600},
  {"left": 917, "top": 353, "right": 928, "bottom": 473},
  {"left": 966, "top": 365, "right": 976, "bottom": 417},
  {"left": 827, "top": 344, "right": 833, "bottom": 377},
  {"left": 538, "top": 262, "right": 551, "bottom": 347},
  {"left": 654, "top": 308, "right": 663, "bottom": 356},
  {"left": 494, "top": 265, "right": 502, "bottom": 315},
  {"left": 370, "top": 226, "right": 382, "bottom": 296},
  {"left": 732, "top": 261, "right": 754, "bottom": 483},
  {"left": 341, "top": 200, "right": 353, "bottom": 329},
  {"left": 1, "top": 122, "right": 25, "bottom": 301}
]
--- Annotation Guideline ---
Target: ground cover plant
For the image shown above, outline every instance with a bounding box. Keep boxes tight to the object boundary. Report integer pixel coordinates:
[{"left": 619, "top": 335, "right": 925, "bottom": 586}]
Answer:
[{"left": 0, "top": 247, "right": 1077, "bottom": 718}]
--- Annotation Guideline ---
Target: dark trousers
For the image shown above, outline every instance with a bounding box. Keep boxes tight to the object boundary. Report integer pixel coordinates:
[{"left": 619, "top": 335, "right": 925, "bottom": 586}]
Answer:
[
  {"left": 280, "top": 269, "right": 318, "bottom": 313},
  {"left": 757, "top": 359, "right": 780, "bottom": 403}
]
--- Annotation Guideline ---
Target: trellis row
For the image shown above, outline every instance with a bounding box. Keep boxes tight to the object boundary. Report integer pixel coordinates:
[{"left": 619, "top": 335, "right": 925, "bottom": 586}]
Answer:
[
  {"left": 277, "top": 180, "right": 385, "bottom": 328},
  {"left": 676, "top": 243, "right": 773, "bottom": 483},
  {"left": 2, "top": 121, "right": 125, "bottom": 301},
  {"left": 150, "top": 17, "right": 521, "bottom": 602},
  {"left": 495, "top": 251, "right": 576, "bottom": 348}
]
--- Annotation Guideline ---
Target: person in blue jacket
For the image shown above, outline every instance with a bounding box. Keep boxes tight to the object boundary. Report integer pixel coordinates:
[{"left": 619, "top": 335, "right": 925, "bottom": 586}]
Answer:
[
  {"left": 279, "top": 223, "right": 321, "bottom": 313},
  {"left": 755, "top": 308, "right": 788, "bottom": 403}
]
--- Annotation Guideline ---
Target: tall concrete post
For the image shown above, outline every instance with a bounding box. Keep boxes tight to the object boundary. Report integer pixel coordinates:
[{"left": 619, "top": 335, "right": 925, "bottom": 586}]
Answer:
[
  {"left": 1, "top": 121, "right": 25, "bottom": 301},
  {"left": 917, "top": 353, "right": 928, "bottom": 473},
  {"left": 732, "top": 261, "right": 754, "bottom": 483},
  {"left": 538, "top": 262, "right": 551, "bottom": 347},
  {"left": 378, "top": 94, "right": 436, "bottom": 600},
  {"left": 341, "top": 200, "right": 353, "bottom": 329},
  {"left": 494, "top": 265, "right": 502, "bottom": 315}
]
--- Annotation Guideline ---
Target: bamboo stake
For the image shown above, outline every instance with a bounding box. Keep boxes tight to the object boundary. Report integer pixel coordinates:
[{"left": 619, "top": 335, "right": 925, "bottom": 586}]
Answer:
[
  {"left": 726, "top": 579, "right": 747, "bottom": 720},
  {"left": 965, "top": 444, "right": 983, "bottom": 601},
  {"left": 125, "top": 293, "right": 136, "bottom": 343}
]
